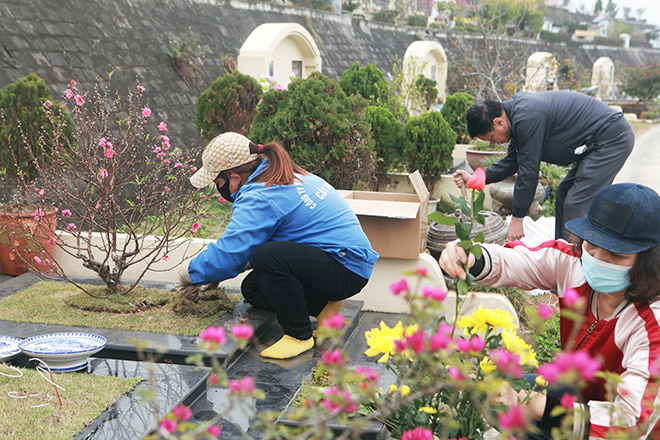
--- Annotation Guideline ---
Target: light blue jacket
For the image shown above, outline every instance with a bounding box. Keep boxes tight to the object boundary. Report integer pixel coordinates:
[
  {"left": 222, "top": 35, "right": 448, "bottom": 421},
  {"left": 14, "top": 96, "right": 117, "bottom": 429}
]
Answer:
[{"left": 188, "top": 160, "right": 379, "bottom": 283}]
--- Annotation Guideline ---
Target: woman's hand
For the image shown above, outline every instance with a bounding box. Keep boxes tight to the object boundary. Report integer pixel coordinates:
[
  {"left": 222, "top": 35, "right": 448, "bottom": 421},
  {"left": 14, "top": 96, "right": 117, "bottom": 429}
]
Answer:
[
  {"left": 438, "top": 239, "right": 475, "bottom": 280},
  {"left": 453, "top": 170, "right": 471, "bottom": 188}
]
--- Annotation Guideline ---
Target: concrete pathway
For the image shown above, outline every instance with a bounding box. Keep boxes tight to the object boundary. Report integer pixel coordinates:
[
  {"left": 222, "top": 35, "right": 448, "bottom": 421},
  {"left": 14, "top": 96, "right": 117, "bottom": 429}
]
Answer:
[{"left": 614, "top": 123, "right": 660, "bottom": 193}]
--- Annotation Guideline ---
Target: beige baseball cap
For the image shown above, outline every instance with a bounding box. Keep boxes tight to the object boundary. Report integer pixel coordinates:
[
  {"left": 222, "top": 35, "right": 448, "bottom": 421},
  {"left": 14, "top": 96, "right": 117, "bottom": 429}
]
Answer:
[{"left": 189, "top": 132, "right": 258, "bottom": 188}]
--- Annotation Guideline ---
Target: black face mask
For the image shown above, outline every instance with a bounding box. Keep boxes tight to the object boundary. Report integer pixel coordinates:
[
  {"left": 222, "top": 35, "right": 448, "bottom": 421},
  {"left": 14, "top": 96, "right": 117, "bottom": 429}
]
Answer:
[{"left": 216, "top": 180, "right": 235, "bottom": 203}]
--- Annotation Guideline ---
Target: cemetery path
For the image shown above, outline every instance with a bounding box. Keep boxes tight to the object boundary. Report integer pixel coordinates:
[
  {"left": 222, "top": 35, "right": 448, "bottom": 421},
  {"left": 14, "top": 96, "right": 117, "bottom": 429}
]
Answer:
[{"left": 615, "top": 122, "right": 660, "bottom": 193}]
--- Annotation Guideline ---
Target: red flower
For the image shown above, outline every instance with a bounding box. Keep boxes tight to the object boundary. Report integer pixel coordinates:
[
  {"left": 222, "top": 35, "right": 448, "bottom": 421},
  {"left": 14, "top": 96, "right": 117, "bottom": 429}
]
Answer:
[{"left": 466, "top": 167, "right": 486, "bottom": 191}]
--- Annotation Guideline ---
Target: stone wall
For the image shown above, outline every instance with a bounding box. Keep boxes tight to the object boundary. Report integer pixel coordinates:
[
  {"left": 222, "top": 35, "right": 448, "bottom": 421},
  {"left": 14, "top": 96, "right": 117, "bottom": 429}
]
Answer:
[{"left": 1, "top": 0, "right": 658, "bottom": 149}]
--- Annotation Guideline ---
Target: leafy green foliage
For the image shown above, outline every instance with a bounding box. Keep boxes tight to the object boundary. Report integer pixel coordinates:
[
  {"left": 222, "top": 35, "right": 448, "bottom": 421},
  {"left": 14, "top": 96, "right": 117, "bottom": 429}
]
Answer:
[
  {"left": 415, "top": 75, "right": 438, "bottom": 109},
  {"left": 620, "top": 60, "right": 660, "bottom": 102},
  {"left": 533, "top": 313, "right": 561, "bottom": 363},
  {"left": 441, "top": 92, "right": 474, "bottom": 144},
  {"left": 403, "top": 111, "right": 456, "bottom": 194},
  {"left": 407, "top": 15, "right": 428, "bottom": 27},
  {"left": 0, "top": 73, "right": 75, "bottom": 186},
  {"left": 339, "top": 61, "right": 389, "bottom": 106},
  {"left": 373, "top": 9, "right": 398, "bottom": 23},
  {"left": 195, "top": 70, "right": 262, "bottom": 140},
  {"left": 365, "top": 106, "right": 407, "bottom": 183},
  {"left": 249, "top": 71, "right": 376, "bottom": 190}
]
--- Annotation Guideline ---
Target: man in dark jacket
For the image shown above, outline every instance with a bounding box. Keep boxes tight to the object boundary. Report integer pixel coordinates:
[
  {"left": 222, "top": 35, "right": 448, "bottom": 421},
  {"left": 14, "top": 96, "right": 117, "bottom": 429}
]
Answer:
[{"left": 454, "top": 91, "right": 634, "bottom": 241}]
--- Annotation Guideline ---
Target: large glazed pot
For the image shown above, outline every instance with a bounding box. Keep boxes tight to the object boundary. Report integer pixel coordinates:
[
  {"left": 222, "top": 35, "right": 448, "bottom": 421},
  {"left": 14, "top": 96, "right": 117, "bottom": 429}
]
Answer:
[
  {"left": 464, "top": 148, "right": 505, "bottom": 171},
  {"left": 0, "top": 208, "right": 57, "bottom": 275},
  {"left": 427, "top": 210, "right": 508, "bottom": 259},
  {"left": 489, "top": 175, "right": 546, "bottom": 218}
]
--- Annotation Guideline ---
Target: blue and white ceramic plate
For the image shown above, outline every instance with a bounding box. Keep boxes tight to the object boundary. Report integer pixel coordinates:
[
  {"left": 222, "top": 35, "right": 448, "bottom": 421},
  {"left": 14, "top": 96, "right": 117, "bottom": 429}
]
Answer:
[
  {"left": 19, "top": 333, "right": 107, "bottom": 372},
  {"left": 0, "top": 336, "right": 21, "bottom": 362}
]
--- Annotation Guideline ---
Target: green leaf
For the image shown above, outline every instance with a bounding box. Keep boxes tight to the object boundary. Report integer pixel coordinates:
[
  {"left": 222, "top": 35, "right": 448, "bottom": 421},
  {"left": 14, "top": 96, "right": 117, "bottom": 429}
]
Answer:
[
  {"left": 472, "top": 243, "right": 483, "bottom": 260},
  {"left": 457, "top": 279, "right": 468, "bottom": 296},
  {"left": 474, "top": 231, "right": 485, "bottom": 243},
  {"left": 429, "top": 211, "right": 458, "bottom": 225},
  {"left": 465, "top": 272, "right": 475, "bottom": 285},
  {"left": 475, "top": 213, "right": 486, "bottom": 225},
  {"left": 455, "top": 221, "right": 470, "bottom": 240},
  {"left": 457, "top": 239, "right": 473, "bottom": 250},
  {"left": 449, "top": 193, "right": 463, "bottom": 205},
  {"left": 472, "top": 191, "right": 485, "bottom": 215}
]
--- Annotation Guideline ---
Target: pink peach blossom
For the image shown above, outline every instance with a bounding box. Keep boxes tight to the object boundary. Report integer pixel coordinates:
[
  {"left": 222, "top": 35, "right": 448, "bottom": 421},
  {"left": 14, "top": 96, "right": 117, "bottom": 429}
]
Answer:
[{"left": 231, "top": 324, "right": 254, "bottom": 340}]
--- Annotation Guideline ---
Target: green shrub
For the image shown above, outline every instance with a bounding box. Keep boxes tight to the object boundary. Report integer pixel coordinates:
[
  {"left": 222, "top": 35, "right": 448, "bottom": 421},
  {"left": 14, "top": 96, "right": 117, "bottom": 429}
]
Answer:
[
  {"left": 403, "top": 111, "right": 456, "bottom": 194},
  {"left": 407, "top": 15, "right": 427, "bottom": 27},
  {"left": 250, "top": 71, "right": 376, "bottom": 190},
  {"left": 641, "top": 111, "right": 658, "bottom": 120},
  {"left": 414, "top": 75, "right": 438, "bottom": 109},
  {"left": 533, "top": 313, "right": 561, "bottom": 363},
  {"left": 373, "top": 10, "right": 397, "bottom": 23},
  {"left": 366, "top": 106, "right": 407, "bottom": 184},
  {"left": 441, "top": 92, "right": 474, "bottom": 144},
  {"left": 0, "top": 73, "right": 76, "bottom": 187},
  {"left": 195, "top": 70, "right": 262, "bottom": 140},
  {"left": 339, "top": 61, "right": 389, "bottom": 106}
]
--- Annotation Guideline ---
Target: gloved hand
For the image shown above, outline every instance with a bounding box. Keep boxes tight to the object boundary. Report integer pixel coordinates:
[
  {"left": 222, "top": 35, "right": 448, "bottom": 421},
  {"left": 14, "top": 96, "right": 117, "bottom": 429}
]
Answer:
[{"left": 175, "top": 260, "right": 199, "bottom": 301}]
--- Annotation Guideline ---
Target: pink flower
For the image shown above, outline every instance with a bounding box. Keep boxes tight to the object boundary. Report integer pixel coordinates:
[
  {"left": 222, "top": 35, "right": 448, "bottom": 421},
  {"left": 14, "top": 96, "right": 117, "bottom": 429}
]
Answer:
[
  {"left": 153, "top": 146, "right": 162, "bottom": 153},
  {"left": 563, "top": 287, "right": 580, "bottom": 307},
  {"left": 160, "top": 418, "right": 177, "bottom": 433},
  {"left": 560, "top": 392, "right": 577, "bottom": 409},
  {"left": 191, "top": 221, "right": 201, "bottom": 235},
  {"left": 209, "top": 373, "right": 219, "bottom": 384},
  {"left": 61, "top": 209, "right": 72, "bottom": 218},
  {"left": 160, "top": 135, "right": 170, "bottom": 143},
  {"left": 422, "top": 286, "right": 447, "bottom": 302},
  {"left": 448, "top": 366, "right": 463, "bottom": 380},
  {"left": 401, "top": 426, "right": 434, "bottom": 440},
  {"left": 537, "top": 303, "right": 554, "bottom": 320},
  {"left": 33, "top": 256, "right": 43, "bottom": 265},
  {"left": 219, "top": 196, "right": 227, "bottom": 204},
  {"left": 75, "top": 95, "right": 85, "bottom": 106},
  {"left": 429, "top": 323, "right": 453, "bottom": 351},
  {"left": 173, "top": 162, "right": 183, "bottom": 168},
  {"left": 321, "top": 387, "right": 355, "bottom": 414},
  {"left": 65, "top": 89, "right": 74, "bottom": 99},
  {"left": 489, "top": 347, "right": 523, "bottom": 378},
  {"left": 32, "top": 208, "right": 44, "bottom": 221},
  {"left": 48, "top": 236, "right": 57, "bottom": 245},
  {"left": 160, "top": 255, "right": 170, "bottom": 261},
  {"left": 142, "top": 107, "right": 151, "bottom": 117},
  {"left": 405, "top": 330, "right": 427, "bottom": 354},
  {"left": 414, "top": 267, "right": 428, "bottom": 276},
  {"left": 98, "top": 138, "right": 107, "bottom": 148},
  {"left": 389, "top": 278, "right": 409, "bottom": 296},
  {"left": 137, "top": 85, "right": 145, "bottom": 93},
  {"left": 320, "top": 311, "right": 345, "bottom": 330},
  {"left": 158, "top": 121, "right": 168, "bottom": 131},
  {"left": 537, "top": 363, "right": 561, "bottom": 384},
  {"left": 354, "top": 366, "right": 379, "bottom": 382},
  {"left": 200, "top": 326, "right": 226, "bottom": 345},
  {"left": 172, "top": 404, "right": 192, "bottom": 421},
  {"left": 42, "top": 100, "right": 53, "bottom": 108},
  {"left": 34, "top": 187, "right": 45, "bottom": 197},
  {"left": 274, "top": 83, "right": 286, "bottom": 90},
  {"left": 206, "top": 425, "right": 222, "bottom": 438},
  {"left": 467, "top": 167, "right": 486, "bottom": 191},
  {"left": 231, "top": 324, "right": 254, "bottom": 340},
  {"left": 67, "top": 223, "right": 76, "bottom": 231},
  {"left": 322, "top": 349, "right": 346, "bottom": 367},
  {"left": 499, "top": 404, "right": 527, "bottom": 430},
  {"left": 228, "top": 376, "right": 255, "bottom": 394},
  {"left": 99, "top": 169, "right": 108, "bottom": 178},
  {"left": 394, "top": 338, "right": 408, "bottom": 353},
  {"left": 104, "top": 148, "right": 115, "bottom": 159}
]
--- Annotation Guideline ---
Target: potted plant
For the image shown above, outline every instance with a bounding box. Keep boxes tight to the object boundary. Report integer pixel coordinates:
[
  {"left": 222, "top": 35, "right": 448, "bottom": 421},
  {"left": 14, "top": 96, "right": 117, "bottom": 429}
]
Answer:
[
  {"left": 463, "top": 138, "right": 507, "bottom": 171},
  {"left": 0, "top": 73, "right": 76, "bottom": 275}
]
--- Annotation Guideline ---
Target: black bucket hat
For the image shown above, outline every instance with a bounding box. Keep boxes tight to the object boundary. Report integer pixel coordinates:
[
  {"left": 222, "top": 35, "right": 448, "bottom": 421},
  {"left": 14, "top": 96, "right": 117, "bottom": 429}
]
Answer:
[{"left": 565, "top": 183, "right": 660, "bottom": 254}]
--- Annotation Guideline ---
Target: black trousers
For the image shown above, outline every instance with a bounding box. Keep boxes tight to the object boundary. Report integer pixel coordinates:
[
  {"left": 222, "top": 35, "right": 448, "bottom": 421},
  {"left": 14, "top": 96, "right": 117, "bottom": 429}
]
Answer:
[
  {"left": 241, "top": 241, "right": 368, "bottom": 340},
  {"left": 555, "top": 119, "right": 634, "bottom": 240}
]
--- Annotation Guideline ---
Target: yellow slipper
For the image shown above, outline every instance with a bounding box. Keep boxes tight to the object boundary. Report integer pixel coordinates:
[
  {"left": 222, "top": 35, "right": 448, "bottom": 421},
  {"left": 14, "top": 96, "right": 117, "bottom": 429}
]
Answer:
[
  {"left": 313, "top": 300, "right": 343, "bottom": 337},
  {"left": 259, "top": 335, "right": 314, "bottom": 359}
]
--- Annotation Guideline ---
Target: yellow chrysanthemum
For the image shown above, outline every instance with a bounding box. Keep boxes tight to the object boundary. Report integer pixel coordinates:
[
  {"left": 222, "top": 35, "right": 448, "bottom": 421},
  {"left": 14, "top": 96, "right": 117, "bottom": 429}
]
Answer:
[
  {"left": 400, "top": 385, "right": 411, "bottom": 397},
  {"left": 535, "top": 376, "right": 548, "bottom": 387},
  {"left": 479, "top": 356, "right": 497, "bottom": 374},
  {"left": 501, "top": 330, "right": 538, "bottom": 367},
  {"left": 457, "top": 306, "right": 518, "bottom": 334},
  {"left": 419, "top": 406, "right": 437, "bottom": 414},
  {"left": 389, "top": 384, "right": 398, "bottom": 394},
  {"left": 364, "top": 321, "right": 404, "bottom": 363}
]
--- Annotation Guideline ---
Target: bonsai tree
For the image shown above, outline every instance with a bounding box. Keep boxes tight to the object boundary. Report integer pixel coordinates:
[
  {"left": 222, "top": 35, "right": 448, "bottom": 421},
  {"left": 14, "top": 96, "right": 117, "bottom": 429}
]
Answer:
[
  {"left": 403, "top": 111, "right": 456, "bottom": 195},
  {"left": 339, "top": 61, "right": 389, "bottom": 106},
  {"left": 365, "top": 105, "right": 407, "bottom": 186},
  {"left": 441, "top": 92, "right": 474, "bottom": 144},
  {"left": 16, "top": 76, "right": 206, "bottom": 296},
  {"left": 196, "top": 70, "right": 262, "bottom": 140},
  {"left": 0, "top": 73, "right": 76, "bottom": 205},
  {"left": 250, "top": 71, "right": 376, "bottom": 190}
]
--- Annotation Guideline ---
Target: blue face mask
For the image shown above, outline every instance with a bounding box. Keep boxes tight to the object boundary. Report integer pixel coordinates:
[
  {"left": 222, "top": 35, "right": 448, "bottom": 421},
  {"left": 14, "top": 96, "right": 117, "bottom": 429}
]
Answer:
[{"left": 581, "top": 248, "right": 632, "bottom": 294}]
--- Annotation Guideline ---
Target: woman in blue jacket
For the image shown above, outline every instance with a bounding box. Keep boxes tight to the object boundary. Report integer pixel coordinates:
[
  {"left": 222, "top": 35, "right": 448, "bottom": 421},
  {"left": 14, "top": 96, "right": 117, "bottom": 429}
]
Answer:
[{"left": 176, "top": 132, "right": 378, "bottom": 359}]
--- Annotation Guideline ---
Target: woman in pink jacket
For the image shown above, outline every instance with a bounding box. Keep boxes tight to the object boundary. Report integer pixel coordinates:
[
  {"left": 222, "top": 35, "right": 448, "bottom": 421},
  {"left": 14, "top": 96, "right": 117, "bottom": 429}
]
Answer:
[{"left": 439, "top": 183, "right": 660, "bottom": 439}]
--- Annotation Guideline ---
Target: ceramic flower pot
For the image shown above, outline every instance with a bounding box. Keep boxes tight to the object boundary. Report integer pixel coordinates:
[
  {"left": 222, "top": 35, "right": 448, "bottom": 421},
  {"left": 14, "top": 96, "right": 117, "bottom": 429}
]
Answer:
[
  {"left": 0, "top": 208, "right": 57, "bottom": 275},
  {"left": 463, "top": 148, "right": 505, "bottom": 171}
]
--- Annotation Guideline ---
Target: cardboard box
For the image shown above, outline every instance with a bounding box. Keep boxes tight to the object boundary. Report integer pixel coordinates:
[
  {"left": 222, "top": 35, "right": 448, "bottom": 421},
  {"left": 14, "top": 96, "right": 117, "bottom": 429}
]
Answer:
[{"left": 338, "top": 171, "right": 429, "bottom": 259}]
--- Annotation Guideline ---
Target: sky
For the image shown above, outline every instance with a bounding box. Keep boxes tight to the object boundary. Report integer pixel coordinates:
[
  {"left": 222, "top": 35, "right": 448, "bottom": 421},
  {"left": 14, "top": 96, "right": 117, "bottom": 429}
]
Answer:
[{"left": 570, "top": 0, "right": 660, "bottom": 27}]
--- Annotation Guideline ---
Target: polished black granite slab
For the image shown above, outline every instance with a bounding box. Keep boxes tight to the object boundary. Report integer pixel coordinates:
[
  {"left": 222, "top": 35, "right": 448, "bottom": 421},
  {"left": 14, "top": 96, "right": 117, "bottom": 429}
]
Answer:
[{"left": 0, "top": 273, "right": 275, "bottom": 365}]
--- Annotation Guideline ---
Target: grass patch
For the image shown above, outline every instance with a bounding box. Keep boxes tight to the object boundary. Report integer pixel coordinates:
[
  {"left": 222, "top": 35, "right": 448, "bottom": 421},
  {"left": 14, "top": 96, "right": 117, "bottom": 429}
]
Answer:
[
  {"left": 0, "top": 281, "right": 240, "bottom": 335},
  {"left": 0, "top": 364, "right": 141, "bottom": 440}
]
